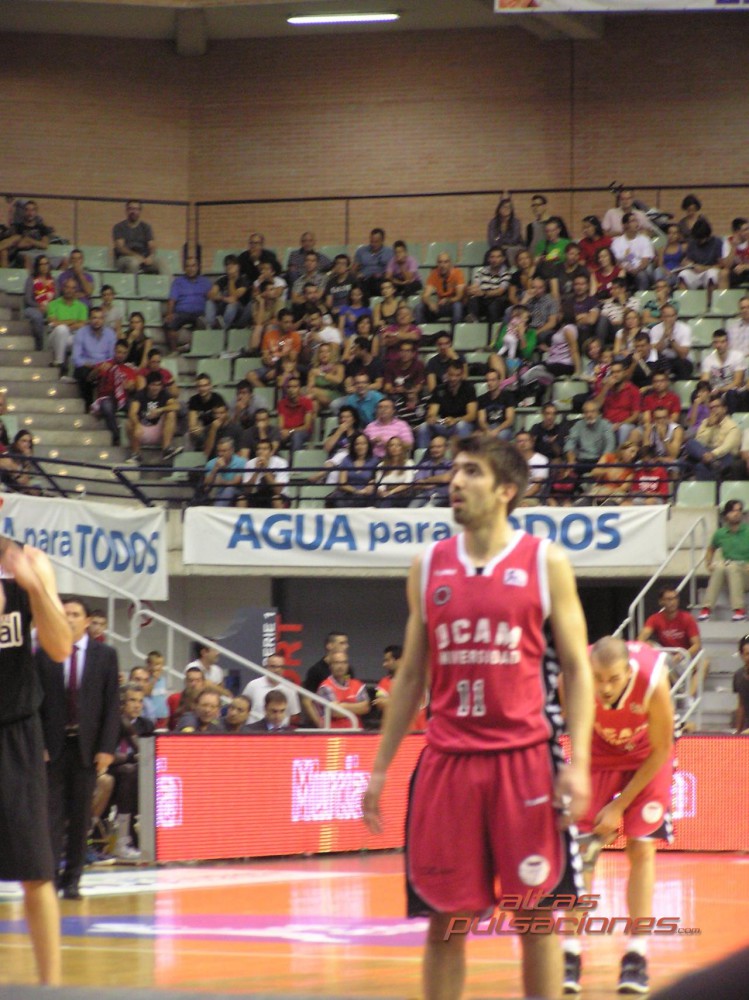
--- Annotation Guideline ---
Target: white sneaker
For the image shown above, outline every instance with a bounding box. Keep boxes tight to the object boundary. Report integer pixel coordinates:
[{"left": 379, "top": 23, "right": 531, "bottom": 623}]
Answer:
[{"left": 114, "top": 844, "right": 141, "bottom": 862}]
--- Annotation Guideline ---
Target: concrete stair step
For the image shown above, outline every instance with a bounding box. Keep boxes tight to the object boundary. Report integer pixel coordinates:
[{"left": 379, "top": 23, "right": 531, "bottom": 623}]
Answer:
[
  {"left": 0, "top": 365, "right": 58, "bottom": 381},
  {"left": 14, "top": 412, "right": 100, "bottom": 431},
  {"left": 0, "top": 336, "right": 36, "bottom": 352},
  {"left": 0, "top": 380, "right": 80, "bottom": 399},
  {"left": 0, "top": 319, "right": 31, "bottom": 336},
  {"left": 7, "top": 396, "right": 86, "bottom": 414},
  {"left": 35, "top": 445, "right": 127, "bottom": 463},
  {"left": 0, "top": 349, "right": 49, "bottom": 364},
  {"left": 29, "top": 428, "right": 111, "bottom": 447}
]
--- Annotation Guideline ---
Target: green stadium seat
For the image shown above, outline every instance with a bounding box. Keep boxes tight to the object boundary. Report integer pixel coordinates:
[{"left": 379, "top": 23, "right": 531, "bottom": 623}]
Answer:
[
  {"left": 673, "top": 380, "right": 697, "bottom": 408},
  {"left": 423, "top": 242, "right": 458, "bottom": 267},
  {"left": 454, "top": 323, "right": 489, "bottom": 351},
  {"left": 233, "top": 356, "right": 263, "bottom": 381},
  {"left": 460, "top": 240, "right": 490, "bottom": 266},
  {"left": 160, "top": 249, "right": 182, "bottom": 275},
  {"left": 129, "top": 299, "right": 162, "bottom": 326},
  {"left": 80, "top": 245, "right": 110, "bottom": 271},
  {"left": 551, "top": 380, "right": 588, "bottom": 410},
  {"left": 320, "top": 245, "right": 349, "bottom": 262},
  {"left": 675, "top": 481, "right": 718, "bottom": 507},
  {"left": 292, "top": 448, "right": 328, "bottom": 470},
  {"left": 0, "top": 268, "right": 29, "bottom": 294},
  {"left": 720, "top": 481, "right": 749, "bottom": 508},
  {"left": 160, "top": 357, "right": 180, "bottom": 383},
  {"left": 186, "top": 329, "right": 225, "bottom": 358},
  {"left": 251, "top": 386, "right": 276, "bottom": 411},
  {"left": 709, "top": 289, "right": 744, "bottom": 317},
  {"left": 673, "top": 290, "right": 708, "bottom": 317},
  {"left": 731, "top": 412, "right": 749, "bottom": 431},
  {"left": 197, "top": 358, "right": 233, "bottom": 387},
  {"left": 226, "top": 329, "right": 251, "bottom": 354},
  {"left": 690, "top": 317, "right": 726, "bottom": 346},
  {"left": 137, "top": 274, "right": 171, "bottom": 300},
  {"left": 102, "top": 272, "right": 137, "bottom": 298}
]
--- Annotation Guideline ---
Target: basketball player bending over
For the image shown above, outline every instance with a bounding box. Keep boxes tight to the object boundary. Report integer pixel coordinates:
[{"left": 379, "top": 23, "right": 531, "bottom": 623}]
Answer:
[
  {"left": 363, "top": 436, "right": 594, "bottom": 1000},
  {"left": 563, "top": 637, "right": 674, "bottom": 995},
  {"left": 0, "top": 532, "right": 72, "bottom": 985}
]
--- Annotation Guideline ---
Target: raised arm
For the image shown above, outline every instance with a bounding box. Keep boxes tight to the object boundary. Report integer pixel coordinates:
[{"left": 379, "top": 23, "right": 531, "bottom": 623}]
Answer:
[{"left": 1, "top": 542, "right": 72, "bottom": 663}]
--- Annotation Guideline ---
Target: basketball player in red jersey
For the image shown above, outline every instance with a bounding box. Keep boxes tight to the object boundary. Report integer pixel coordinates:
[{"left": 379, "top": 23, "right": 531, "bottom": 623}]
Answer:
[
  {"left": 562, "top": 636, "right": 674, "bottom": 996},
  {"left": 363, "top": 435, "right": 594, "bottom": 1000}
]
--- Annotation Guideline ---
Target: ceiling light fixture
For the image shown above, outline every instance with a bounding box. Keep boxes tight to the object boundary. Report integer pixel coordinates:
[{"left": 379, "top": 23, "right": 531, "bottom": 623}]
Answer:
[{"left": 288, "top": 13, "right": 399, "bottom": 25}]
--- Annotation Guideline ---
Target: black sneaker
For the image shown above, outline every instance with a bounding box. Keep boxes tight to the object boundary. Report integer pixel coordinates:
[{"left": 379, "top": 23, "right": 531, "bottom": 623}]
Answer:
[
  {"left": 563, "top": 952, "right": 582, "bottom": 994},
  {"left": 618, "top": 951, "right": 649, "bottom": 994}
]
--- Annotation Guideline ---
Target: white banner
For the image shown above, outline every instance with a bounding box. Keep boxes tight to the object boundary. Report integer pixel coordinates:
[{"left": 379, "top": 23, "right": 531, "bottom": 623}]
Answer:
[
  {"left": 496, "top": 1, "right": 746, "bottom": 10},
  {"left": 183, "top": 505, "right": 667, "bottom": 571},
  {"left": 0, "top": 494, "right": 168, "bottom": 600}
]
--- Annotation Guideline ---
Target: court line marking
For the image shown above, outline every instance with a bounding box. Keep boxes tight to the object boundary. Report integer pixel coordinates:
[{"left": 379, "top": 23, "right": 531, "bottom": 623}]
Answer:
[{"left": 0, "top": 939, "right": 710, "bottom": 972}]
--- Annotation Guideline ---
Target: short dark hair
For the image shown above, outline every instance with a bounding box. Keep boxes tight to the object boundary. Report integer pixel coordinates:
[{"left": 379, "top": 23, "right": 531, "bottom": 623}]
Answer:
[
  {"left": 223, "top": 253, "right": 238, "bottom": 266},
  {"left": 681, "top": 194, "right": 702, "bottom": 212},
  {"left": 277, "top": 308, "right": 293, "bottom": 321},
  {"left": 370, "top": 227, "right": 385, "bottom": 239},
  {"left": 622, "top": 212, "right": 635, "bottom": 224},
  {"left": 89, "top": 306, "right": 103, "bottom": 317},
  {"left": 101, "top": 283, "right": 114, "bottom": 294},
  {"left": 393, "top": 240, "right": 407, "bottom": 251},
  {"left": 334, "top": 253, "right": 351, "bottom": 265},
  {"left": 658, "top": 585, "right": 677, "bottom": 601},
  {"left": 453, "top": 435, "right": 529, "bottom": 515},
  {"left": 115, "top": 338, "right": 129, "bottom": 351},
  {"left": 147, "top": 348, "right": 161, "bottom": 360},
  {"left": 195, "top": 372, "right": 212, "bottom": 383},
  {"left": 236, "top": 379, "right": 252, "bottom": 394},
  {"left": 62, "top": 596, "right": 91, "bottom": 617},
  {"left": 146, "top": 371, "right": 163, "bottom": 385},
  {"left": 384, "top": 644, "right": 402, "bottom": 659},
  {"left": 265, "top": 689, "right": 288, "bottom": 707}
]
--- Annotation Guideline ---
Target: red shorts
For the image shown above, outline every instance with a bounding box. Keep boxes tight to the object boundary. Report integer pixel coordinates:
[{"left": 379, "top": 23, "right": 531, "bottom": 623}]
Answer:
[
  {"left": 406, "top": 742, "right": 580, "bottom": 915},
  {"left": 578, "top": 758, "right": 674, "bottom": 840}
]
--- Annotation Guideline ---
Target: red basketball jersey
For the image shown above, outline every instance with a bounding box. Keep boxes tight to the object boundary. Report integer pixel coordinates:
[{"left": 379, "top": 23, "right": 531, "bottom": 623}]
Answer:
[
  {"left": 591, "top": 641, "right": 668, "bottom": 770},
  {"left": 422, "top": 530, "right": 557, "bottom": 753}
]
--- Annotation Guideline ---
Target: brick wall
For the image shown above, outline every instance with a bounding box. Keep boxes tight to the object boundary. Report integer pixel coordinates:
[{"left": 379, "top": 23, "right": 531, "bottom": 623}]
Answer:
[{"left": 1, "top": 15, "right": 747, "bottom": 261}]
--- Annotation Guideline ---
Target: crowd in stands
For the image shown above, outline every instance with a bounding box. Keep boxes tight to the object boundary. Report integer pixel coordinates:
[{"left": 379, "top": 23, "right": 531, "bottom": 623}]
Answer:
[{"left": 4, "top": 190, "right": 749, "bottom": 504}]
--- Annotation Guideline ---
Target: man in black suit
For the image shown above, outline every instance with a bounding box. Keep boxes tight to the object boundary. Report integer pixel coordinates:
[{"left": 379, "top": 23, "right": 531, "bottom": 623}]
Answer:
[
  {"left": 37, "top": 596, "right": 120, "bottom": 899},
  {"left": 246, "top": 689, "right": 291, "bottom": 732}
]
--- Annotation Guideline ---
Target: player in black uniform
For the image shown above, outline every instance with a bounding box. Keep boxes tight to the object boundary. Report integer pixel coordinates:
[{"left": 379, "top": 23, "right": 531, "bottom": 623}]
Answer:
[{"left": 0, "top": 535, "right": 72, "bottom": 985}]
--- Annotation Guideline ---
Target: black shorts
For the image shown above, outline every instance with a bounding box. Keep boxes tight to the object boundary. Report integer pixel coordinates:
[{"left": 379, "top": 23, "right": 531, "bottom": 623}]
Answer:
[{"left": 0, "top": 714, "right": 55, "bottom": 882}]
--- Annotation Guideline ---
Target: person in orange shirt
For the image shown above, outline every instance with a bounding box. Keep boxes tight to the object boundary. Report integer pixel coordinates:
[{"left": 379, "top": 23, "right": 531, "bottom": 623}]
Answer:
[
  {"left": 374, "top": 644, "right": 428, "bottom": 731},
  {"left": 247, "top": 309, "right": 302, "bottom": 389},
  {"left": 416, "top": 253, "right": 466, "bottom": 325},
  {"left": 315, "top": 651, "right": 370, "bottom": 729}
]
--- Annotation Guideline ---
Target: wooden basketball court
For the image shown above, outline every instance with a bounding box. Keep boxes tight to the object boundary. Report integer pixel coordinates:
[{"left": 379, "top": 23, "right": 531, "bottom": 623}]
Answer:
[{"left": 1, "top": 850, "right": 748, "bottom": 996}]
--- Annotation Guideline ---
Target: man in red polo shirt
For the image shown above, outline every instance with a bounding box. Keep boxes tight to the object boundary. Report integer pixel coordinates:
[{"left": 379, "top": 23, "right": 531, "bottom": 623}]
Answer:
[
  {"left": 637, "top": 585, "right": 707, "bottom": 714},
  {"left": 596, "top": 359, "right": 641, "bottom": 445},
  {"left": 277, "top": 375, "right": 314, "bottom": 452},
  {"left": 640, "top": 371, "right": 681, "bottom": 435}
]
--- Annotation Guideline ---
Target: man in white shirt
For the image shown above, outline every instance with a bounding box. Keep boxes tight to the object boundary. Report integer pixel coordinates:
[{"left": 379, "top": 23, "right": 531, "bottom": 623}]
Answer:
[
  {"left": 242, "top": 652, "right": 301, "bottom": 726},
  {"left": 514, "top": 430, "right": 549, "bottom": 505},
  {"left": 726, "top": 296, "right": 749, "bottom": 358},
  {"left": 602, "top": 189, "right": 658, "bottom": 237},
  {"left": 184, "top": 642, "right": 230, "bottom": 696},
  {"left": 241, "top": 440, "right": 290, "bottom": 508},
  {"left": 701, "top": 329, "right": 745, "bottom": 394},
  {"left": 648, "top": 303, "right": 693, "bottom": 379},
  {"left": 612, "top": 213, "right": 655, "bottom": 290}
]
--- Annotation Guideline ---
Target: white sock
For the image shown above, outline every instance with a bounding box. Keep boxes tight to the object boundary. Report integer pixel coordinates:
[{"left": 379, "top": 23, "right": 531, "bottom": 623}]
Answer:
[
  {"left": 626, "top": 937, "right": 647, "bottom": 957},
  {"left": 116, "top": 813, "right": 132, "bottom": 846},
  {"left": 563, "top": 939, "right": 582, "bottom": 956}
]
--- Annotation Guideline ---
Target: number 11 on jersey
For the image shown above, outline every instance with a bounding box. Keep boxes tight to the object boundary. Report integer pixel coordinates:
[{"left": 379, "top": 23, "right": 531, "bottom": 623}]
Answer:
[{"left": 456, "top": 678, "right": 486, "bottom": 717}]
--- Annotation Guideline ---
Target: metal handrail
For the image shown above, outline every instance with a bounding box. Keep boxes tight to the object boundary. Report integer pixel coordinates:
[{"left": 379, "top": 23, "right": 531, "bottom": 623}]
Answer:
[
  {"left": 41, "top": 547, "right": 359, "bottom": 731},
  {"left": 614, "top": 515, "right": 709, "bottom": 641}
]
